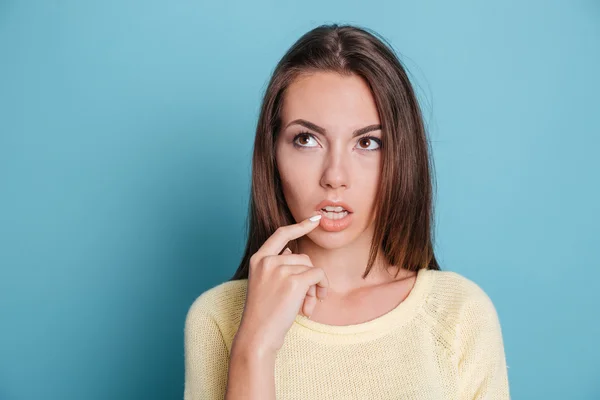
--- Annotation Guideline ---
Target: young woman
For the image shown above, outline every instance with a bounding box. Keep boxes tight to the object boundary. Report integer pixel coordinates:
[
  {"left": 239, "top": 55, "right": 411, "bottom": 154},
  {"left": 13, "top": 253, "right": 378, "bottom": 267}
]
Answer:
[{"left": 184, "top": 24, "right": 510, "bottom": 400}]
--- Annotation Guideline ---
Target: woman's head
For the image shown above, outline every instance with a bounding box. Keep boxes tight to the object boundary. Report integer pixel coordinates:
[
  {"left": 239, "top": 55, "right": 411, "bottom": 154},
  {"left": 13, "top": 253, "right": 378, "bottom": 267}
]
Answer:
[
  {"left": 231, "top": 24, "right": 440, "bottom": 281},
  {"left": 275, "top": 71, "right": 382, "bottom": 250}
]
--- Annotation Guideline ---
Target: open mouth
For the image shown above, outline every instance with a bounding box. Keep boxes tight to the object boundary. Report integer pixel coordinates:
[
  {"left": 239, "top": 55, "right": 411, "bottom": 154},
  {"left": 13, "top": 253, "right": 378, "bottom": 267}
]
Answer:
[{"left": 319, "top": 206, "right": 350, "bottom": 220}]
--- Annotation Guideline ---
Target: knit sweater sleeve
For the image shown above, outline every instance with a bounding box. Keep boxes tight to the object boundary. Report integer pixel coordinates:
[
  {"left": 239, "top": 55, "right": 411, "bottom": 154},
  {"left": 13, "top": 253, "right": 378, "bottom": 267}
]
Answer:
[
  {"left": 183, "top": 294, "right": 230, "bottom": 400},
  {"left": 456, "top": 282, "right": 510, "bottom": 400}
]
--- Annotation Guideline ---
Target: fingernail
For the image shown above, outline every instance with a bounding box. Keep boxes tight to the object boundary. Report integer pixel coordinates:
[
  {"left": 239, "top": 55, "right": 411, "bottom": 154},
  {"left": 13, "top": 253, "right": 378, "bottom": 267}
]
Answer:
[{"left": 309, "top": 214, "right": 322, "bottom": 222}]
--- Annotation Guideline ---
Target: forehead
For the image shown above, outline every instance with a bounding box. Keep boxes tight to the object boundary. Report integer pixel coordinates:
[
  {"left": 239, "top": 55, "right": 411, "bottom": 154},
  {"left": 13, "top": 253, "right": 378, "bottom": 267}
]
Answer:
[{"left": 281, "top": 71, "right": 381, "bottom": 130}]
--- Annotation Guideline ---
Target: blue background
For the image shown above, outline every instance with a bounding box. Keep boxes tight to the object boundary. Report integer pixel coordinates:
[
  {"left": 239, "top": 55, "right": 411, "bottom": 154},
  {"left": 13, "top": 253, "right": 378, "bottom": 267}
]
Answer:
[{"left": 1, "top": 1, "right": 598, "bottom": 399}]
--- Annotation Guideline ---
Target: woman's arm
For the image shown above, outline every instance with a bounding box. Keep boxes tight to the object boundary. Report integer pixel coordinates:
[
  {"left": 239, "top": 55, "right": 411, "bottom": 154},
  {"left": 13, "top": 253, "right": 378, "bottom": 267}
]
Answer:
[
  {"left": 457, "top": 288, "right": 510, "bottom": 400},
  {"left": 183, "top": 295, "right": 278, "bottom": 400},
  {"left": 183, "top": 300, "right": 230, "bottom": 400},
  {"left": 225, "top": 336, "right": 276, "bottom": 400}
]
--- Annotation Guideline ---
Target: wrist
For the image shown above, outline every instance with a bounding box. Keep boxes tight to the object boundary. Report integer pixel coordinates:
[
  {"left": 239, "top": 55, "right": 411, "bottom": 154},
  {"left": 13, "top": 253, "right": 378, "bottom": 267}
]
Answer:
[{"left": 231, "top": 333, "right": 278, "bottom": 363}]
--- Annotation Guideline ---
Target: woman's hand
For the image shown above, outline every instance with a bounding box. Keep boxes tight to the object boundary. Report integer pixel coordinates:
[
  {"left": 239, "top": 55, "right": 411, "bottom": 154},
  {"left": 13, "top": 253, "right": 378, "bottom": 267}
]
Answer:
[{"left": 233, "top": 214, "right": 329, "bottom": 356}]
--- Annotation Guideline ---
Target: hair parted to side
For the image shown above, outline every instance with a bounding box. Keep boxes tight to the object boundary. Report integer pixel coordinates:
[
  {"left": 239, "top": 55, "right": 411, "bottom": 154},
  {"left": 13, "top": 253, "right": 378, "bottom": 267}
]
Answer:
[{"left": 230, "top": 23, "right": 440, "bottom": 281}]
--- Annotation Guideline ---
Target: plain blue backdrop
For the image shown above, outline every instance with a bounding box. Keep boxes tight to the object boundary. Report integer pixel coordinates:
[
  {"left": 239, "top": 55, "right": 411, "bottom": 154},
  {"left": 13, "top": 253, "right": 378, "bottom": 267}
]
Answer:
[{"left": 1, "top": 1, "right": 599, "bottom": 399}]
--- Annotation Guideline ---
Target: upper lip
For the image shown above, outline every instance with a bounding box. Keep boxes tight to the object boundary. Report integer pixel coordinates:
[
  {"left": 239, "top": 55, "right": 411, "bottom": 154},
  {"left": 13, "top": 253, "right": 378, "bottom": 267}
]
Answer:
[{"left": 315, "top": 199, "right": 354, "bottom": 213}]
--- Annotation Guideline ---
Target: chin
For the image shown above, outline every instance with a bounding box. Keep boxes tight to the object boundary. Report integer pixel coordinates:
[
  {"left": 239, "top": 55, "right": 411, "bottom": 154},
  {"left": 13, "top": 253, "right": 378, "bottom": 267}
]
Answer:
[{"left": 306, "top": 228, "right": 362, "bottom": 250}]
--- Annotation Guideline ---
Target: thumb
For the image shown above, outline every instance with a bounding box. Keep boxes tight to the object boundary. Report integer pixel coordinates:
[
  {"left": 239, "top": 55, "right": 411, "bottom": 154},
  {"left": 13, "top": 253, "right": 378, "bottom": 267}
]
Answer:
[{"left": 302, "top": 294, "right": 318, "bottom": 319}]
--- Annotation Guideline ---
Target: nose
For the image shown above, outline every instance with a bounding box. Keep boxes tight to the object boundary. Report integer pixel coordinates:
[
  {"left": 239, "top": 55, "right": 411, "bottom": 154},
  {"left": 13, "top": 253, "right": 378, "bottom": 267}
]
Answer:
[{"left": 319, "top": 145, "right": 350, "bottom": 191}]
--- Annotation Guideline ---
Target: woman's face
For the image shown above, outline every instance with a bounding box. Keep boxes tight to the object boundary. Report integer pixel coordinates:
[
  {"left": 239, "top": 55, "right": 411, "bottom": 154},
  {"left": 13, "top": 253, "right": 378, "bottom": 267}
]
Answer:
[{"left": 275, "top": 71, "right": 382, "bottom": 249}]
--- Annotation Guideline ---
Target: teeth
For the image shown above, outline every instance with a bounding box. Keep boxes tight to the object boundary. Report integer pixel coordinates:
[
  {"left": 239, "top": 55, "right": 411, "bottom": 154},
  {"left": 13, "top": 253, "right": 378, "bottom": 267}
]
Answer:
[
  {"left": 321, "top": 211, "right": 349, "bottom": 220},
  {"left": 322, "top": 205, "right": 345, "bottom": 212}
]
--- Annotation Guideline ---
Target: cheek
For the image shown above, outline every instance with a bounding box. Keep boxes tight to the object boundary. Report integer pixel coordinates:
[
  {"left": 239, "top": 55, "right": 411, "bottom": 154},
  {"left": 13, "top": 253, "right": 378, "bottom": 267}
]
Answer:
[
  {"left": 356, "top": 158, "right": 380, "bottom": 189},
  {"left": 279, "top": 162, "right": 313, "bottom": 200},
  {"left": 276, "top": 151, "right": 317, "bottom": 206},
  {"left": 354, "top": 160, "right": 381, "bottom": 214}
]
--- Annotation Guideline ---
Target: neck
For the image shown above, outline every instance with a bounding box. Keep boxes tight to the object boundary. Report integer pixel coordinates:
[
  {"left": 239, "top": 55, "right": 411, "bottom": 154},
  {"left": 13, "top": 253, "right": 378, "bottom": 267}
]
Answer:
[{"left": 296, "top": 228, "right": 404, "bottom": 295}]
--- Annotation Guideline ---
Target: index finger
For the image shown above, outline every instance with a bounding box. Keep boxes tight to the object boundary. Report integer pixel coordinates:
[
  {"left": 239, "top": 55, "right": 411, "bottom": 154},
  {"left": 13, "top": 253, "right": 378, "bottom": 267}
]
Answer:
[{"left": 255, "top": 214, "right": 322, "bottom": 258}]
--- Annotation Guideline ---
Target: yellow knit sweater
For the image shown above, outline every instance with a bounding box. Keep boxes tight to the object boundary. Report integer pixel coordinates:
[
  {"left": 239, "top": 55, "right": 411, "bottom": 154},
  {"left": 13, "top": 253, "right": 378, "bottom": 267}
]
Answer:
[{"left": 184, "top": 268, "right": 510, "bottom": 399}]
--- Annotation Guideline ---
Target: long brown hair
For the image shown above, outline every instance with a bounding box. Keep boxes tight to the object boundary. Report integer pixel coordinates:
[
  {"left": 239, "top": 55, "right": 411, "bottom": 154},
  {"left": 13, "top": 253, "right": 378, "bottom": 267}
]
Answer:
[{"left": 230, "top": 24, "right": 440, "bottom": 281}]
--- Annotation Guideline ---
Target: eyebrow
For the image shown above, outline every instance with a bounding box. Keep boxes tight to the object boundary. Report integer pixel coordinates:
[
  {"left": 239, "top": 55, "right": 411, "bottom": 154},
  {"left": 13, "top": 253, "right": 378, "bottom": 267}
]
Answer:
[{"left": 284, "top": 119, "right": 382, "bottom": 137}]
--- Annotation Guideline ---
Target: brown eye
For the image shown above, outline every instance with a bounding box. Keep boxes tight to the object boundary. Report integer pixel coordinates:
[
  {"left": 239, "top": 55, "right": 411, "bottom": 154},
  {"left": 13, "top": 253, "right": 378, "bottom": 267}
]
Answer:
[
  {"left": 356, "top": 136, "right": 381, "bottom": 151},
  {"left": 298, "top": 134, "right": 311, "bottom": 145},
  {"left": 293, "top": 132, "right": 318, "bottom": 148}
]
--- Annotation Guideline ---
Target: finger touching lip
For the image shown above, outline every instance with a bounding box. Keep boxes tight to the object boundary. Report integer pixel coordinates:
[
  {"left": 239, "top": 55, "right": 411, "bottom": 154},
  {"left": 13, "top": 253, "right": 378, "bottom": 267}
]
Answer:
[{"left": 318, "top": 209, "right": 352, "bottom": 232}]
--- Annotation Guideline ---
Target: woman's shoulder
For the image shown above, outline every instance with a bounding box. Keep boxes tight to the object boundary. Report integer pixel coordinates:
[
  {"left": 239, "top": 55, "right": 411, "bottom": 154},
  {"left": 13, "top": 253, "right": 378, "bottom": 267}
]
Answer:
[
  {"left": 418, "top": 269, "right": 509, "bottom": 396},
  {"left": 188, "top": 278, "right": 249, "bottom": 313},
  {"left": 184, "top": 279, "right": 248, "bottom": 347},
  {"left": 421, "top": 269, "right": 504, "bottom": 338},
  {"left": 425, "top": 268, "right": 497, "bottom": 305}
]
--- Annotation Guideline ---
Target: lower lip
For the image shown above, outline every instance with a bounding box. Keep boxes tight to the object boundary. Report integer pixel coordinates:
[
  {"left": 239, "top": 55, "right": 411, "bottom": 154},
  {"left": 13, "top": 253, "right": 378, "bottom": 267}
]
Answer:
[{"left": 318, "top": 210, "right": 353, "bottom": 232}]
